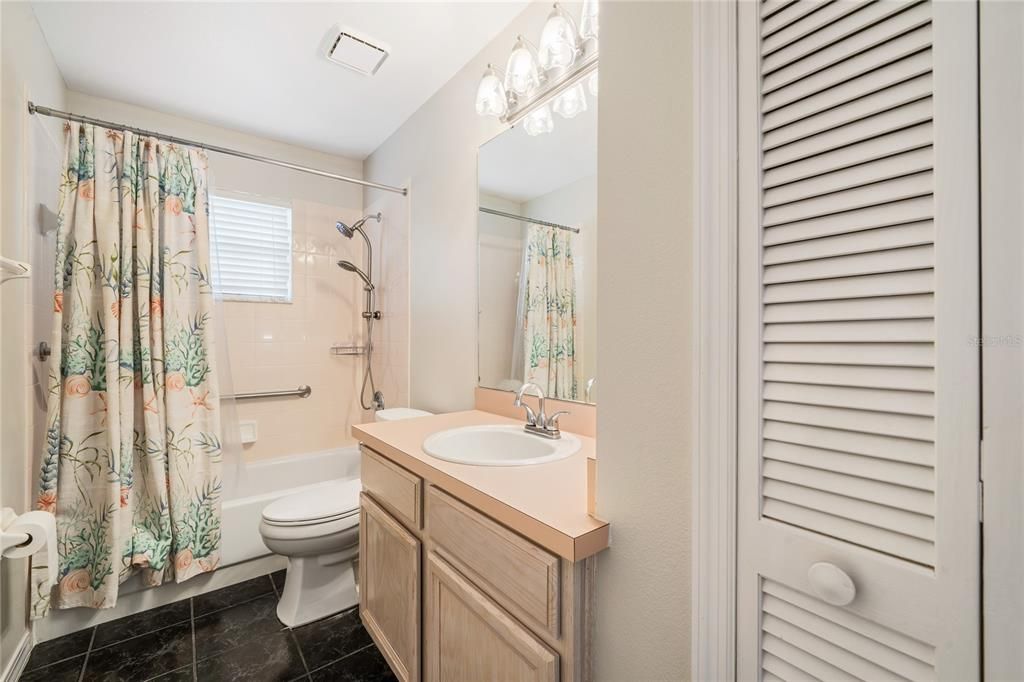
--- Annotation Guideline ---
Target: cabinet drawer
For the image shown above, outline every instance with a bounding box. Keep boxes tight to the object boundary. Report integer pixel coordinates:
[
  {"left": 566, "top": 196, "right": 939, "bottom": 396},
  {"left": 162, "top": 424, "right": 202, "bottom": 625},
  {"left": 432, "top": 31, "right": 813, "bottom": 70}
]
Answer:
[
  {"left": 426, "top": 486, "right": 561, "bottom": 638},
  {"left": 361, "top": 446, "right": 422, "bottom": 529}
]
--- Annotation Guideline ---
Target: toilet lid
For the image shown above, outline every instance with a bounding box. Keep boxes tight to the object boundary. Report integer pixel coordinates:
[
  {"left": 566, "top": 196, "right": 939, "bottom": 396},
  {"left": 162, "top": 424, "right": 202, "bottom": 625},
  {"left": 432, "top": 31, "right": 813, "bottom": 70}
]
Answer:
[{"left": 261, "top": 478, "right": 362, "bottom": 525}]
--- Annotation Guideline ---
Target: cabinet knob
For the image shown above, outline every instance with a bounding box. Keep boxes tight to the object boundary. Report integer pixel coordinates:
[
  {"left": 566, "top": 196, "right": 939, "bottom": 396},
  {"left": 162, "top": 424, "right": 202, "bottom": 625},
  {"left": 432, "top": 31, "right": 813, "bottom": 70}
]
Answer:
[{"left": 807, "top": 562, "right": 856, "bottom": 606}]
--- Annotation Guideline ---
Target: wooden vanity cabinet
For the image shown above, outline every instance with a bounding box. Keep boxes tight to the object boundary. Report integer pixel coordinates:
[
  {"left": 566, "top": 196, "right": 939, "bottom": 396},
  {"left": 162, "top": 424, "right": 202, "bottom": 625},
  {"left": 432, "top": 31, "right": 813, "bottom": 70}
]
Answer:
[
  {"left": 359, "top": 492, "right": 421, "bottom": 682},
  {"left": 359, "top": 445, "right": 596, "bottom": 682}
]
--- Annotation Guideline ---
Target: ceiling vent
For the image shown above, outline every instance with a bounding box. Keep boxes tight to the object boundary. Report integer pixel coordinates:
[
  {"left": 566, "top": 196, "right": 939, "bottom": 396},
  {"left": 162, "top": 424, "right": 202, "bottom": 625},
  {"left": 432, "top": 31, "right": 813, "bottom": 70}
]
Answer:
[{"left": 326, "top": 31, "right": 389, "bottom": 76}]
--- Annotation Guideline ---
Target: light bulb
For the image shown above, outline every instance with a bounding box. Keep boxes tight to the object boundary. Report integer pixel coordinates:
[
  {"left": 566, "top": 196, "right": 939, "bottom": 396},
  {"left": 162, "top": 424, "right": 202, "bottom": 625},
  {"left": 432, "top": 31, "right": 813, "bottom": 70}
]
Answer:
[
  {"left": 552, "top": 83, "right": 588, "bottom": 119},
  {"left": 580, "top": 0, "right": 599, "bottom": 42},
  {"left": 538, "top": 3, "right": 579, "bottom": 71},
  {"left": 587, "top": 71, "right": 599, "bottom": 97},
  {"left": 475, "top": 65, "right": 508, "bottom": 117},
  {"left": 523, "top": 105, "right": 554, "bottom": 136},
  {"left": 504, "top": 36, "right": 543, "bottom": 97}
]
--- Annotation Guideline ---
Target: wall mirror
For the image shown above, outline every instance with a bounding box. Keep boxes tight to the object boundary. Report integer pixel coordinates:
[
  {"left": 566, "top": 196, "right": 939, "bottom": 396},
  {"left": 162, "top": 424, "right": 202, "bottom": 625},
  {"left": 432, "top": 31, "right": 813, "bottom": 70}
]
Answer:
[{"left": 477, "top": 102, "right": 597, "bottom": 404}]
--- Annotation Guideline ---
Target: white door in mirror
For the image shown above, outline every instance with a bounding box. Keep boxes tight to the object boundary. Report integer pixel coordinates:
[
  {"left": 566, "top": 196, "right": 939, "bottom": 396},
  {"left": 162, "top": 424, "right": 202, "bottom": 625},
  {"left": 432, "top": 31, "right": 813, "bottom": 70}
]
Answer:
[{"left": 422, "top": 425, "right": 580, "bottom": 466}]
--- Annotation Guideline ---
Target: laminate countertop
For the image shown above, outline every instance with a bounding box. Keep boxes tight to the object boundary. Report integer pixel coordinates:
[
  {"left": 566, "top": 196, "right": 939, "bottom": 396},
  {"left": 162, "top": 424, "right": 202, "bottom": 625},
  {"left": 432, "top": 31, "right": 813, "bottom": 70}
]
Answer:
[{"left": 352, "top": 410, "right": 608, "bottom": 562}]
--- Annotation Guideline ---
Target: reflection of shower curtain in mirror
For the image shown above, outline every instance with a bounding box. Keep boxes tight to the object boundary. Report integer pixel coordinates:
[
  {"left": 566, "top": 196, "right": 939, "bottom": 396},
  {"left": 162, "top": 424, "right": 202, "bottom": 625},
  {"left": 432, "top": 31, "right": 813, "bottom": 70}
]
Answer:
[
  {"left": 521, "top": 224, "right": 578, "bottom": 400},
  {"left": 33, "top": 123, "right": 224, "bottom": 617}
]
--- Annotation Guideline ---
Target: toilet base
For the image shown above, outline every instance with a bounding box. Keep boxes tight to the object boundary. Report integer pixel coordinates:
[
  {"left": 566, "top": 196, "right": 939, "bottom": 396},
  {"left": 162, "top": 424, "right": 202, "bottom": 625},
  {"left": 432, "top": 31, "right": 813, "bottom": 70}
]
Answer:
[{"left": 276, "top": 551, "right": 359, "bottom": 627}]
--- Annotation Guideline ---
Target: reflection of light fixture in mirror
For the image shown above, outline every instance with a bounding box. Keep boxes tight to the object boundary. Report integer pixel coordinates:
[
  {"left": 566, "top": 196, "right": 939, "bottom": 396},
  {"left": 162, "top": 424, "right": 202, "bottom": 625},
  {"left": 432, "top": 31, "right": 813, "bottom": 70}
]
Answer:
[
  {"left": 475, "top": 64, "right": 508, "bottom": 117},
  {"left": 538, "top": 3, "right": 579, "bottom": 71},
  {"left": 580, "top": 0, "right": 599, "bottom": 43},
  {"left": 505, "top": 35, "right": 544, "bottom": 96},
  {"left": 552, "top": 82, "right": 588, "bottom": 119},
  {"left": 587, "top": 71, "right": 599, "bottom": 96},
  {"left": 523, "top": 104, "right": 554, "bottom": 136}
]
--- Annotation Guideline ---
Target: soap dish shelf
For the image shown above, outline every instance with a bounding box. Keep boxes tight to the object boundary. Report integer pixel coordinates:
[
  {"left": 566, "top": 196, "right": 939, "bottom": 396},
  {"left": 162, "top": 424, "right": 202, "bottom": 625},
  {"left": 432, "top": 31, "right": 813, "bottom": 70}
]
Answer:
[{"left": 331, "top": 344, "right": 369, "bottom": 356}]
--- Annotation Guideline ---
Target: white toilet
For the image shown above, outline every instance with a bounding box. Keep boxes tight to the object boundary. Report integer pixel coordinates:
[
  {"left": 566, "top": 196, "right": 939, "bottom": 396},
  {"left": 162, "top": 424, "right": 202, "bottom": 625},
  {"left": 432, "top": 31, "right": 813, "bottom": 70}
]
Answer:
[{"left": 259, "top": 407, "right": 432, "bottom": 627}]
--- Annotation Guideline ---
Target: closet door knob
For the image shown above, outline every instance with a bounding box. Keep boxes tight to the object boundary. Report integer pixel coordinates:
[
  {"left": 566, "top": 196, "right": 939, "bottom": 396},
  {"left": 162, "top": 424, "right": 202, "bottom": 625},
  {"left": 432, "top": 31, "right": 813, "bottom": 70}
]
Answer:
[{"left": 807, "top": 562, "right": 856, "bottom": 606}]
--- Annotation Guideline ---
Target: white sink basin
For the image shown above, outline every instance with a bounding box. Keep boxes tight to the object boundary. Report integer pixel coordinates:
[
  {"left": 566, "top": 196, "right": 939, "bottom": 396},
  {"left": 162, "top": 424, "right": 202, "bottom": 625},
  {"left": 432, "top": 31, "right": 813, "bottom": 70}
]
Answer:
[{"left": 422, "top": 425, "right": 581, "bottom": 466}]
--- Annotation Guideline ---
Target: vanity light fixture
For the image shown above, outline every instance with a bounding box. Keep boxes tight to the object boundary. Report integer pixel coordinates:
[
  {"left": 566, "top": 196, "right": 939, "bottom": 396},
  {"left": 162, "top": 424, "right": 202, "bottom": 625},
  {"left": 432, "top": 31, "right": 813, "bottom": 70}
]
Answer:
[
  {"left": 504, "top": 35, "right": 544, "bottom": 97},
  {"left": 538, "top": 3, "right": 579, "bottom": 71},
  {"left": 579, "top": 0, "right": 599, "bottom": 44},
  {"left": 475, "top": 2, "right": 599, "bottom": 135},
  {"left": 475, "top": 64, "right": 509, "bottom": 117},
  {"left": 523, "top": 104, "right": 555, "bottom": 136},
  {"left": 552, "top": 82, "right": 588, "bottom": 119}
]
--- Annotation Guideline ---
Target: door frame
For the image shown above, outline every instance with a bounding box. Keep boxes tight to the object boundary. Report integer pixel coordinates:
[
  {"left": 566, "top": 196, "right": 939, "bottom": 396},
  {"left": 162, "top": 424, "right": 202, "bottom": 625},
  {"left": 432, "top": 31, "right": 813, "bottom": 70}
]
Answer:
[
  {"left": 979, "top": 1, "right": 1024, "bottom": 678},
  {"left": 691, "top": 1, "right": 739, "bottom": 680}
]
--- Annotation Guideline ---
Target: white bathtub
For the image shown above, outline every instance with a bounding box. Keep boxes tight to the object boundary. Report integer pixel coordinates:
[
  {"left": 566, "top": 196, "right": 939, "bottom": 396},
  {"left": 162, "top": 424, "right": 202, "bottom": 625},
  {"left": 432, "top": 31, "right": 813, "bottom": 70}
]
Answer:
[{"left": 220, "top": 445, "right": 361, "bottom": 566}]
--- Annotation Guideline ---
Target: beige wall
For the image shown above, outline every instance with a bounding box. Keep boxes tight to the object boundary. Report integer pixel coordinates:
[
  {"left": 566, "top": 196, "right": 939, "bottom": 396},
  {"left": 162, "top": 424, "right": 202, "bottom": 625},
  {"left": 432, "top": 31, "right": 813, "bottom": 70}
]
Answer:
[
  {"left": 59, "top": 93, "right": 398, "bottom": 461},
  {"left": 0, "top": 1, "right": 67, "bottom": 670},
  {"left": 364, "top": 2, "right": 551, "bottom": 414},
  {"left": 595, "top": 2, "right": 695, "bottom": 680}
]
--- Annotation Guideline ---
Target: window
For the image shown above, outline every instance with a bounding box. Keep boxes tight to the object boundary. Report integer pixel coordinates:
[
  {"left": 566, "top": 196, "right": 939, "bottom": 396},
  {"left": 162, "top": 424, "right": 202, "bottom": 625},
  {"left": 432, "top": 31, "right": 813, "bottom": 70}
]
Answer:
[{"left": 209, "top": 194, "right": 292, "bottom": 302}]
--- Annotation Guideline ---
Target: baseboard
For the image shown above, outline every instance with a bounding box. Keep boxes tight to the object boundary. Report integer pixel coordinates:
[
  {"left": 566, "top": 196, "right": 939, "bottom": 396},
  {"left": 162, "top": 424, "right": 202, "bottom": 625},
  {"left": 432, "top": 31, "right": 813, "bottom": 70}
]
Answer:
[{"left": 1, "top": 629, "right": 32, "bottom": 682}]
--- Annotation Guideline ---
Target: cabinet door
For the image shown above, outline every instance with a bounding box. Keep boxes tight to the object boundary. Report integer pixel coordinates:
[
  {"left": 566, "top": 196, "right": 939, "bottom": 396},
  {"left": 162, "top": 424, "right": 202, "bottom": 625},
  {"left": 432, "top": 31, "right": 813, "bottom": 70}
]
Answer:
[
  {"left": 360, "top": 492, "right": 420, "bottom": 682},
  {"left": 425, "top": 552, "right": 558, "bottom": 682}
]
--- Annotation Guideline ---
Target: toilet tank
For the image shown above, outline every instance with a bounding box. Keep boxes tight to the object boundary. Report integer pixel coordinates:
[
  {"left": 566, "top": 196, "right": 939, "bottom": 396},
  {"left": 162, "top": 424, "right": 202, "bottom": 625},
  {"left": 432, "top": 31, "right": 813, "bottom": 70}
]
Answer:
[{"left": 374, "top": 407, "right": 433, "bottom": 422}]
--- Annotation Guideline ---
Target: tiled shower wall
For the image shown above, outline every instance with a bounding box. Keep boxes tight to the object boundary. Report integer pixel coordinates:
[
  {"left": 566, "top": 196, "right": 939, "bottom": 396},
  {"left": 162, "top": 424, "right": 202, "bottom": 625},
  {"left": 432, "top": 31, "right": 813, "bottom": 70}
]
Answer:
[
  {"left": 223, "top": 199, "right": 370, "bottom": 461},
  {"left": 365, "top": 189, "right": 411, "bottom": 416}
]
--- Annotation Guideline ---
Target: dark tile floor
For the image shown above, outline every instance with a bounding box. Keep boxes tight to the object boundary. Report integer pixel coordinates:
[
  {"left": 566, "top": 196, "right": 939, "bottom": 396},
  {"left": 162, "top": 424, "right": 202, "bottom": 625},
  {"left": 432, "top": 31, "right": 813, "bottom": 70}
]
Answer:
[{"left": 20, "top": 571, "right": 397, "bottom": 682}]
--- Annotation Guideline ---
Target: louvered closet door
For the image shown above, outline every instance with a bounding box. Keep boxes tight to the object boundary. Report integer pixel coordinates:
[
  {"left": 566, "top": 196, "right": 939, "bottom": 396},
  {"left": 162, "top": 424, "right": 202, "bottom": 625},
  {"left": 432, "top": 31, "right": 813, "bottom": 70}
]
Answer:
[{"left": 737, "top": 1, "right": 980, "bottom": 680}]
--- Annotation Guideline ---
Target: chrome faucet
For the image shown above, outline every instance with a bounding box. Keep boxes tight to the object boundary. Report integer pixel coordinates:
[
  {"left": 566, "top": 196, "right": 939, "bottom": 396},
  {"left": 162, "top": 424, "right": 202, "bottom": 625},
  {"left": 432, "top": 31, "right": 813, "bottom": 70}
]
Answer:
[{"left": 514, "top": 383, "right": 570, "bottom": 440}]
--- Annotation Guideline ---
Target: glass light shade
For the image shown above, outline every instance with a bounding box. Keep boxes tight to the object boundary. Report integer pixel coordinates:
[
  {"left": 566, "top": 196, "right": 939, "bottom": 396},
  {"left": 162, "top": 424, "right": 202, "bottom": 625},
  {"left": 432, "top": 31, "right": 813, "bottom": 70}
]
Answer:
[
  {"left": 580, "top": 0, "right": 599, "bottom": 42},
  {"left": 505, "top": 36, "right": 543, "bottom": 96},
  {"left": 587, "top": 71, "right": 599, "bottom": 96},
  {"left": 523, "top": 105, "right": 555, "bottom": 136},
  {"left": 552, "top": 83, "right": 588, "bottom": 119},
  {"left": 538, "top": 4, "right": 579, "bottom": 71},
  {"left": 475, "top": 66, "right": 508, "bottom": 117}
]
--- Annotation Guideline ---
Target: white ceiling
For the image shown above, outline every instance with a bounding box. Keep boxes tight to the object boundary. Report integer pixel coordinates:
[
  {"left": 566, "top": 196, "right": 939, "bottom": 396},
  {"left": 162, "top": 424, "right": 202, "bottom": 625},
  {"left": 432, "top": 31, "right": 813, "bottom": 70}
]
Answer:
[
  {"left": 479, "top": 100, "right": 597, "bottom": 203},
  {"left": 32, "top": 2, "right": 528, "bottom": 160}
]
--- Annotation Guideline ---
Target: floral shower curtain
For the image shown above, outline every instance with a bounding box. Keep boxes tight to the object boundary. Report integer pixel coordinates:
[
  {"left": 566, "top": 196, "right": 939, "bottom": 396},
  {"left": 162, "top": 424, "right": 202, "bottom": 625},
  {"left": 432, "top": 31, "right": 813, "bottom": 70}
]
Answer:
[
  {"left": 522, "top": 224, "right": 579, "bottom": 400},
  {"left": 32, "top": 123, "right": 222, "bottom": 617}
]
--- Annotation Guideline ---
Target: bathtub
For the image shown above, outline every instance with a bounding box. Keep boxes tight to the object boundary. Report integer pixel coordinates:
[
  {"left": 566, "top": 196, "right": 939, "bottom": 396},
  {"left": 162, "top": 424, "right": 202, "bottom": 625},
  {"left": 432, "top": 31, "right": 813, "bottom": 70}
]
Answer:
[{"left": 220, "top": 445, "right": 361, "bottom": 566}]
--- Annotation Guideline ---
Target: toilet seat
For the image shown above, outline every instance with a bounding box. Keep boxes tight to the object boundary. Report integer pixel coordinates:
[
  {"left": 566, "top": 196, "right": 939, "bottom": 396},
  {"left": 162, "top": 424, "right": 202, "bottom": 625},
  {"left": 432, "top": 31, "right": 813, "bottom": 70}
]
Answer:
[{"left": 261, "top": 478, "right": 361, "bottom": 527}]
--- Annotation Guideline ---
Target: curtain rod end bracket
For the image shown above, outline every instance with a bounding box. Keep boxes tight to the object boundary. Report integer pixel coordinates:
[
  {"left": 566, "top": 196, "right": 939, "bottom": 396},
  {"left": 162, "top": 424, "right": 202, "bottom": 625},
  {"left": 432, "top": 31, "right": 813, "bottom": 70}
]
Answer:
[{"left": 27, "top": 101, "right": 36, "bottom": 115}]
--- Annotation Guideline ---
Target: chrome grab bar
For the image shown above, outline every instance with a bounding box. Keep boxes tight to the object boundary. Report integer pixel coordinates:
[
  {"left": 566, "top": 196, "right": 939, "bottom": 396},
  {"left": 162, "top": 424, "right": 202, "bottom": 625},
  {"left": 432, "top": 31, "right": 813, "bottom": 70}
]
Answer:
[{"left": 231, "top": 385, "right": 311, "bottom": 401}]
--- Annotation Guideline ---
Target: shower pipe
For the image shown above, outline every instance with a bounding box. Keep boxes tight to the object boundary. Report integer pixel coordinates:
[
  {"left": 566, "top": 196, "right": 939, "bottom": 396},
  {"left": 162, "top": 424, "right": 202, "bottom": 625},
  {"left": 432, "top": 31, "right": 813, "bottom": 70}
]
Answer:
[{"left": 27, "top": 103, "right": 408, "bottom": 196}]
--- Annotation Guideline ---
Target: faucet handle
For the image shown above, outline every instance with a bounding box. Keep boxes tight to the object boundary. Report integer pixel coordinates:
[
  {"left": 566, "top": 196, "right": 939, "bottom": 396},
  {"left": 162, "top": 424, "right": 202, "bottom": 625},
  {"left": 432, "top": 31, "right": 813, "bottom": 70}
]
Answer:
[{"left": 546, "top": 410, "right": 570, "bottom": 430}]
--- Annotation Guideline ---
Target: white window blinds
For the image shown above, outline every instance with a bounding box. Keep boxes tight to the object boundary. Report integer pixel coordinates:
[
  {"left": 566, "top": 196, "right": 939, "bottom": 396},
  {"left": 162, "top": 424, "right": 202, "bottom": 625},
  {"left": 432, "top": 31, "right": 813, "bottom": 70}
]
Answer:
[{"left": 209, "top": 194, "right": 292, "bottom": 302}]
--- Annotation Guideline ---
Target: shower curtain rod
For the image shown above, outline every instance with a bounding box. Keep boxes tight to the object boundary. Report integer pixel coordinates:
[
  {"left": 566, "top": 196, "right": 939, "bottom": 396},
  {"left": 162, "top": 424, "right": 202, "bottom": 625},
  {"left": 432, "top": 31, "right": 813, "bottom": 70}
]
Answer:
[
  {"left": 27, "top": 102, "right": 408, "bottom": 196},
  {"left": 478, "top": 206, "right": 580, "bottom": 233}
]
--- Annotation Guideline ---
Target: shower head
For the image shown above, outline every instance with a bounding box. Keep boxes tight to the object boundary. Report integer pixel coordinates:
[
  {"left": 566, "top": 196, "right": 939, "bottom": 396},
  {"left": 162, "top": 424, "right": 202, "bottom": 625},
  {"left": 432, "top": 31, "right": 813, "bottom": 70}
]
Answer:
[
  {"left": 334, "top": 212, "right": 382, "bottom": 239},
  {"left": 337, "top": 259, "right": 373, "bottom": 288}
]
